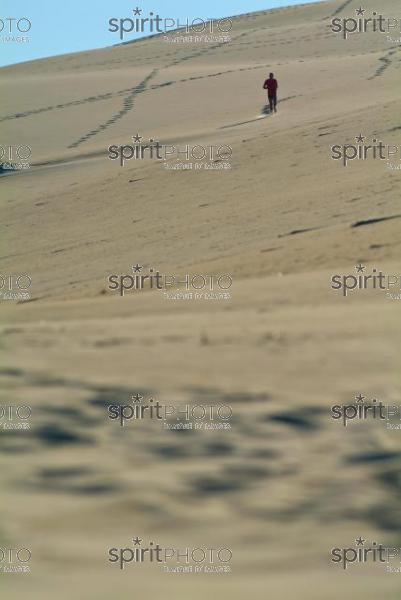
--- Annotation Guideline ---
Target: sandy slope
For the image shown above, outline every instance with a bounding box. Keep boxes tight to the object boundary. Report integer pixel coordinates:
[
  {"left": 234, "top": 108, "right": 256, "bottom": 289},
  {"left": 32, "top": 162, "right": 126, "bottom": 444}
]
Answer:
[{"left": 1, "top": 0, "right": 401, "bottom": 598}]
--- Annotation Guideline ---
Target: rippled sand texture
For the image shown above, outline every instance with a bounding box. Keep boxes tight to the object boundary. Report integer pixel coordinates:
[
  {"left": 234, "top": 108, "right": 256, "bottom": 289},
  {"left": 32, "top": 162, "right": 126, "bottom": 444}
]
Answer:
[{"left": 1, "top": 0, "right": 401, "bottom": 598}]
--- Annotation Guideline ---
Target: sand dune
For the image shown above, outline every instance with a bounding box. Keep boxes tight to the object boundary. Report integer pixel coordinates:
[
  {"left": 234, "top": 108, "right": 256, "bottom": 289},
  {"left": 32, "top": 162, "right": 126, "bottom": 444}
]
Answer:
[{"left": 1, "top": 0, "right": 401, "bottom": 598}]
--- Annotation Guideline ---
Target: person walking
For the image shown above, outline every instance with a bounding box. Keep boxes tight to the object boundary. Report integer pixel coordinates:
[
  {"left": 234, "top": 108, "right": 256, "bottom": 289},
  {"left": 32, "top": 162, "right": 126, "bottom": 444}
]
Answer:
[{"left": 263, "top": 73, "right": 278, "bottom": 113}]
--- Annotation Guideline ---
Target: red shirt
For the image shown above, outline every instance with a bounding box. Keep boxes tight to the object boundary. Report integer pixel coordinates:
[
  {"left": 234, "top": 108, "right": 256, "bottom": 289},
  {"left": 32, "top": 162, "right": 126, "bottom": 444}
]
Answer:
[{"left": 264, "top": 78, "right": 278, "bottom": 94}]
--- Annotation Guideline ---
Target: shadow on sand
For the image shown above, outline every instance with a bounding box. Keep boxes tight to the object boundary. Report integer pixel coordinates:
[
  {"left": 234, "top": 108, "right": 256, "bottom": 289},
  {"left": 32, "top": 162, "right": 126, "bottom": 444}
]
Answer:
[{"left": 220, "top": 104, "right": 272, "bottom": 129}]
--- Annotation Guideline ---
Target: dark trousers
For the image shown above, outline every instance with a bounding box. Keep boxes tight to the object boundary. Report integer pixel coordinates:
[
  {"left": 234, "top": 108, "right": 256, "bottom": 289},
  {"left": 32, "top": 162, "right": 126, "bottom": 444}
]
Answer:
[{"left": 268, "top": 93, "right": 277, "bottom": 112}]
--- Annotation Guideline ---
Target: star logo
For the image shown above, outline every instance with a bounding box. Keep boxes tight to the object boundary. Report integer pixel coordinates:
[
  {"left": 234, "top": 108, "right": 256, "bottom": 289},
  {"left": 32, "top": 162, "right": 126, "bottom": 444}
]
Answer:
[
  {"left": 355, "top": 7, "right": 365, "bottom": 17},
  {"left": 132, "top": 537, "right": 142, "bottom": 545},
  {"left": 355, "top": 394, "right": 365, "bottom": 404},
  {"left": 355, "top": 263, "right": 365, "bottom": 273},
  {"left": 132, "top": 264, "right": 143, "bottom": 273},
  {"left": 355, "top": 134, "right": 365, "bottom": 144},
  {"left": 355, "top": 537, "right": 365, "bottom": 546},
  {"left": 133, "top": 7, "right": 142, "bottom": 16},
  {"left": 132, "top": 134, "right": 142, "bottom": 143},
  {"left": 132, "top": 393, "right": 143, "bottom": 403}
]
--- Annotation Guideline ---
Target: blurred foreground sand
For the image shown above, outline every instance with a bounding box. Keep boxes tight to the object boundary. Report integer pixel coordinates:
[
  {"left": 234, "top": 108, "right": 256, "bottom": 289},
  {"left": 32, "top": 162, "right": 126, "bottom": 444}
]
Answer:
[{"left": 1, "top": 0, "right": 401, "bottom": 597}]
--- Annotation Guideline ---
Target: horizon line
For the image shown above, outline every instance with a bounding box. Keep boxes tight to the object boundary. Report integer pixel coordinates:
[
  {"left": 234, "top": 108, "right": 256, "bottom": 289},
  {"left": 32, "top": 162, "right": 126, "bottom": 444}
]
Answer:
[{"left": 0, "top": 0, "right": 326, "bottom": 70}]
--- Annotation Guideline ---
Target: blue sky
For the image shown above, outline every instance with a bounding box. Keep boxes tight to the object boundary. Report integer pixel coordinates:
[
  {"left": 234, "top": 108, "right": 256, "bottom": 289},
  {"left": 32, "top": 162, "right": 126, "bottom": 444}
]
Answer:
[{"left": 1, "top": 0, "right": 323, "bottom": 67}]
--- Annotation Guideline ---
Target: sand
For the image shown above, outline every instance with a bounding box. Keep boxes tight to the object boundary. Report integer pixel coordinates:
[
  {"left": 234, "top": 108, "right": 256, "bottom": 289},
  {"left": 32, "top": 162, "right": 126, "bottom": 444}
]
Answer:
[{"left": 1, "top": 0, "right": 401, "bottom": 597}]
